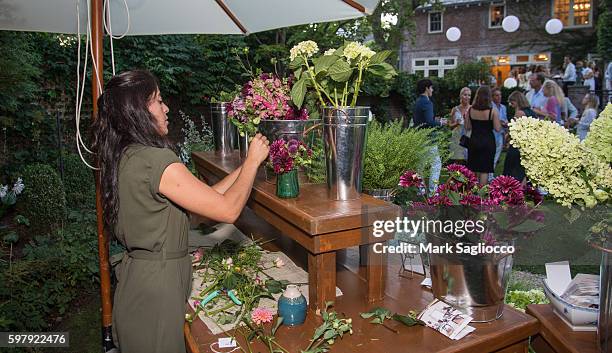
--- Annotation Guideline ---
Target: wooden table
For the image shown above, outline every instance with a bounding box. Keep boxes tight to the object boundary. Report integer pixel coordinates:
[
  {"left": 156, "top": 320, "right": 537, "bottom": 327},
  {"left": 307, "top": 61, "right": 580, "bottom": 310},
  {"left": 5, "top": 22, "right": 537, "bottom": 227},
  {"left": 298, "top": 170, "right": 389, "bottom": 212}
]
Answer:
[
  {"left": 186, "top": 220, "right": 540, "bottom": 353},
  {"left": 192, "top": 151, "right": 401, "bottom": 310},
  {"left": 526, "top": 304, "right": 599, "bottom": 353}
]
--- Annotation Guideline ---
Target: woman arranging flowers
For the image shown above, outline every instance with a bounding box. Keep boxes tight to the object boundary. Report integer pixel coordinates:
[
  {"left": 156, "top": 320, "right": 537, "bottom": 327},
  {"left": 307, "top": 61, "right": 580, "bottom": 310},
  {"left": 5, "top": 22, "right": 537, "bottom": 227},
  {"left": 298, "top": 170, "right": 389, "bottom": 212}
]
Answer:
[
  {"left": 92, "top": 70, "right": 269, "bottom": 353},
  {"left": 269, "top": 138, "right": 313, "bottom": 198}
]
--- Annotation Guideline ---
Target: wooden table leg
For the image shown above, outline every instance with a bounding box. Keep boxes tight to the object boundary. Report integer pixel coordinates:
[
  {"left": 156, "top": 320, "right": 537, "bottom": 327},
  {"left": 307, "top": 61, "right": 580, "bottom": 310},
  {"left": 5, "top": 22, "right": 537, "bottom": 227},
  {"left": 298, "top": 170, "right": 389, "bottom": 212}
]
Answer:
[
  {"left": 308, "top": 251, "right": 336, "bottom": 311},
  {"left": 366, "top": 242, "right": 386, "bottom": 303}
]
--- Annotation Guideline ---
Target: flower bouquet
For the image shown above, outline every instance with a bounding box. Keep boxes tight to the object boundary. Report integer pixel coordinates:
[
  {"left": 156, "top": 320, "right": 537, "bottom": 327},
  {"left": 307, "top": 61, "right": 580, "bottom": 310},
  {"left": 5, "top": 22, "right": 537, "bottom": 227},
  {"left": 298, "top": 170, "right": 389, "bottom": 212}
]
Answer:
[
  {"left": 226, "top": 73, "right": 309, "bottom": 138},
  {"left": 288, "top": 40, "right": 396, "bottom": 108},
  {"left": 396, "top": 165, "right": 544, "bottom": 321},
  {"left": 268, "top": 138, "right": 313, "bottom": 198}
]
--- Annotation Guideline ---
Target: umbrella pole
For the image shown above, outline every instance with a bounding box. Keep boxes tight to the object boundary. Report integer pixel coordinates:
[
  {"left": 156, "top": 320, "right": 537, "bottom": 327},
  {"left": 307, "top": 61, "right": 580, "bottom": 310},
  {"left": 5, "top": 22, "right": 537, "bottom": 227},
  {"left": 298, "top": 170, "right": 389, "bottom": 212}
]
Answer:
[{"left": 90, "top": 0, "right": 115, "bottom": 351}]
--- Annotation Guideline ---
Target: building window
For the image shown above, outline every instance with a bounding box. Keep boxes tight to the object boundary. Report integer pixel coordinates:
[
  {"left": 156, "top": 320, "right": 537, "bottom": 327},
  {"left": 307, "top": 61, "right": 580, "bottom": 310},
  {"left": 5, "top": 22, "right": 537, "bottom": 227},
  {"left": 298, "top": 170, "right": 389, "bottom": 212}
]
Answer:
[
  {"left": 489, "top": 3, "right": 505, "bottom": 28},
  {"left": 553, "top": 0, "right": 592, "bottom": 27},
  {"left": 428, "top": 12, "right": 442, "bottom": 33},
  {"left": 412, "top": 57, "right": 457, "bottom": 78}
]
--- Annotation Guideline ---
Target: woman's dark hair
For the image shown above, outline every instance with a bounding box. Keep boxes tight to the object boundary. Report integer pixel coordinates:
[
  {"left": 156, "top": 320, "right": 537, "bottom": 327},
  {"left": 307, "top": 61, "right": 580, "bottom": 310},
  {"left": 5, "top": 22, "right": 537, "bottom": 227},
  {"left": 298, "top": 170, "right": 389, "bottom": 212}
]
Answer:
[
  {"left": 508, "top": 91, "right": 531, "bottom": 110},
  {"left": 416, "top": 79, "right": 433, "bottom": 94},
  {"left": 471, "top": 85, "right": 492, "bottom": 110},
  {"left": 91, "top": 70, "right": 174, "bottom": 238}
]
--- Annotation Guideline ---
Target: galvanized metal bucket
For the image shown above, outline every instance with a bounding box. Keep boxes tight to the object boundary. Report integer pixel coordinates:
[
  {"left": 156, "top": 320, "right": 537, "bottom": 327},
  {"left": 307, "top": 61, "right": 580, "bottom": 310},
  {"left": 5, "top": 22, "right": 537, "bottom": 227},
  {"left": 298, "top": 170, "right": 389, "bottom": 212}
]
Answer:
[
  {"left": 210, "top": 103, "right": 236, "bottom": 155},
  {"left": 238, "top": 133, "right": 249, "bottom": 159},
  {"left": 322, "top": 106, "right": 369, "bottom": 201},
  {"left": 427, "top": 233, "right": 514, "bottom": 322},
  {"left": 257, "top": 119, "right": 321, "bottom": 144},
  {"left": 594, "top": 242, "right": 612, "bottom": 353}
]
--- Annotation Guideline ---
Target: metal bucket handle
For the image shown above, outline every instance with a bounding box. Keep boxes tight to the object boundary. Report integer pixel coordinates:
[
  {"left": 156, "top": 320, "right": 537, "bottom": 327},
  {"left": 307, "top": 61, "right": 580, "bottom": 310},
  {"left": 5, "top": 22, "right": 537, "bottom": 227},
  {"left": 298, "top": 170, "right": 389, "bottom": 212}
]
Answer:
[
  {"left": 328, "top": 107, "right": 352, "bottom": 125},
  {"left": 302, "top": 122, "right": 322, "bottom": 137}
]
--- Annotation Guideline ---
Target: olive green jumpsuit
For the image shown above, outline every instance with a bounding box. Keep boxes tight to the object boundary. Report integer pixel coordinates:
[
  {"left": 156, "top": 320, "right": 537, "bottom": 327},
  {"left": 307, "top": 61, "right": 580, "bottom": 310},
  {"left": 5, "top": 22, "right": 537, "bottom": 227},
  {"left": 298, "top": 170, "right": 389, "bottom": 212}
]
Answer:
[{"left": 112, "top": 145, "right": 192, "bottom": 353}]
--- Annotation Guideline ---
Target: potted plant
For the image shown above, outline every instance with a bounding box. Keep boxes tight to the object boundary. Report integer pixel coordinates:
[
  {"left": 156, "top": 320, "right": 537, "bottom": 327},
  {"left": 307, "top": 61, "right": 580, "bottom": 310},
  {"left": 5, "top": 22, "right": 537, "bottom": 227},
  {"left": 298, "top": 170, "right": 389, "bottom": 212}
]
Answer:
[
  {"left": 268, "top": 138, "right": 313, "bottom": 198},
  {"left": 396, "top": 165, "right": 545, "bottom": 322},
  {"left": 362, "top": 120, "right": 443, "bottom": 202},
  {"left": 287, "top": 41, "right": 396, "bottom": 200},
  {"left": 509, "top": 104, "right": 611, "bottom": 350}
]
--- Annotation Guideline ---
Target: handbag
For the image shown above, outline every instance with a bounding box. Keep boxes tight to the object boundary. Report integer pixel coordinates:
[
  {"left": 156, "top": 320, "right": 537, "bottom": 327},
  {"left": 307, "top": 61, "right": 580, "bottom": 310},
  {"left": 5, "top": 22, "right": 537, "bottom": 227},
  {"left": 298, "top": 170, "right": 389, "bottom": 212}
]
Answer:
[
  {"left": 459, "top": 134, "right": 470, "bottom": 148},
  {"left": 459, "top": 107, "right": 470, "bottom": 148}
]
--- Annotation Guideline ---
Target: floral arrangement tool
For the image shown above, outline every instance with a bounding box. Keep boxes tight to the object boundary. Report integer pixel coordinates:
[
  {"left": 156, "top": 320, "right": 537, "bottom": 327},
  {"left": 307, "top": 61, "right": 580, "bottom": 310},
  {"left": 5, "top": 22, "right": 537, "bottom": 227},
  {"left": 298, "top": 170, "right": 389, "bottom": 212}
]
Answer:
[{"left": 200, "top": 287, "right": 243, "bottom": 307}]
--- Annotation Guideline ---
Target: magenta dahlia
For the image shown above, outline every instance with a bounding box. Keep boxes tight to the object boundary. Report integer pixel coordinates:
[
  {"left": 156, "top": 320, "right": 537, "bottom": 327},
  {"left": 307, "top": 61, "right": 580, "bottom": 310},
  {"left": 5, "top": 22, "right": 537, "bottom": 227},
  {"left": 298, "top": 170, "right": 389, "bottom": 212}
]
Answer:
[
  {"left": 399, "top": 170, "right": 423, "bottom": 188},
  {"left": 489, "top": 175, "right": 525, "bottom": 205}
]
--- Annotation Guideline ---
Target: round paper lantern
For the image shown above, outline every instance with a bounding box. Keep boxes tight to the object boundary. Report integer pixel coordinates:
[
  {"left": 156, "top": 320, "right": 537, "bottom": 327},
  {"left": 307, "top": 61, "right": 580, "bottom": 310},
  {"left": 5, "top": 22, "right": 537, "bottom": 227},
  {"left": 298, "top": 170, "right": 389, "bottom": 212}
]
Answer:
[
  {"left": 502, "top": 16, "right": 520, "bottom": 33},
  {"left": 446, "top": 27, "right": 461, "bottom": 42},
  {"left": 503, "top": 77, "right": 518, "bottom": 89},
  {"left": 545, "top": 19, "right": 563, "bottom": 35}
]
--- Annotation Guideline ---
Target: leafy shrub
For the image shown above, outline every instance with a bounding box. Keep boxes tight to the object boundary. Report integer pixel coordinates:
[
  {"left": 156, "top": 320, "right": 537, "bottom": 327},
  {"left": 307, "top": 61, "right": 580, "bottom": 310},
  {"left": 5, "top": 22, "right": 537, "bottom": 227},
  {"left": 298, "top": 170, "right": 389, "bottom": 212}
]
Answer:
[
  {"left": 19, "top": 163, "right": 66, "bottom": 233},
  {"left": 363, "top": 120, "right": 436, "bottom": 190},
  {"left": 0, "top": 209, "right": 123, "bottom": 331},
  {"left": 62, "top": 153, "right": 96, "bottom": 209},
  {"left": 177, "top": 111, "right": 214, "bottom": 173}
]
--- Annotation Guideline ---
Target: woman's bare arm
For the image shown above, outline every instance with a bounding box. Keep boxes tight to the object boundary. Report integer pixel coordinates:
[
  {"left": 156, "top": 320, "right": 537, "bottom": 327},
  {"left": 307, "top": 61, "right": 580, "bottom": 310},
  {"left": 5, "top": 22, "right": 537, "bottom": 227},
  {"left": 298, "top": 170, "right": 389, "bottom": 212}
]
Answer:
[
  {"left": 211, "top": 166, "right": 242, "bottom": 194},
  {"left": 159, "top": 135, "right": 269, "bottom": 223}
]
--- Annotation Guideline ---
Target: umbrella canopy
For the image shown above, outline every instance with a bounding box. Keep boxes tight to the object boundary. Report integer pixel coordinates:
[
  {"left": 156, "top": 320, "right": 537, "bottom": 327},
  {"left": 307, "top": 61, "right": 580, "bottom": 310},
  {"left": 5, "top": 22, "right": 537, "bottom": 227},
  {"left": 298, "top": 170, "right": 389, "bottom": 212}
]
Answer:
[{"left": 0, "top": 0, "right": 379, "bottom": 35}]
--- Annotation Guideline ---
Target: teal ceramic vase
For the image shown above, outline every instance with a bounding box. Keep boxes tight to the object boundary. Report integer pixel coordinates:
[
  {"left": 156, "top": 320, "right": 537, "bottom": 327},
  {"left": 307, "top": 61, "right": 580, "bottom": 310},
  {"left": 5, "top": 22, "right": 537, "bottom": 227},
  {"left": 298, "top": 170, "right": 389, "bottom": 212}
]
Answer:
[
  {"left": 278, "top": 285, "right": 307, "bottom": 326},
  {"left": 276, "top": 169, "right": 299, "bottom": 198}
]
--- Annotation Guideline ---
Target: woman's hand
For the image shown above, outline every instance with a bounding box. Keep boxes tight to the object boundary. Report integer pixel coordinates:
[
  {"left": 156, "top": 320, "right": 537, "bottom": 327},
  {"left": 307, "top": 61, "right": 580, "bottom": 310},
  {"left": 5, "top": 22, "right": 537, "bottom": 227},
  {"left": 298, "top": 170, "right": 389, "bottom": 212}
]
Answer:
[{"left": 246, "top": 133, "right": 270, "bottom": 165}]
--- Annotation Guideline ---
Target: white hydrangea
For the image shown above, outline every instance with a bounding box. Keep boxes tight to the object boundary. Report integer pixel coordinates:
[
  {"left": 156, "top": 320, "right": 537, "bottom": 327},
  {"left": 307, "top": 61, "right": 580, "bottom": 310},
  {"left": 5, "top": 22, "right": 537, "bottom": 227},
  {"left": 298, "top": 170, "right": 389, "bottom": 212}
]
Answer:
[
  {"left": 290, "top": 40, "right": 319, "bottom": 61},
  {"left": 0, "top": 185, "right": 7, "bottom": 199},
  {"left": 12, "top": 177, "right": 24, "bottom": 195},
  {"left": 324, "top": 48, "right": 336, "bottom": 56},
  {"left": 509, "top": 116, "right": 611, "bottom": 207},
  {"left": 343, "top": 42, "right": 375, "bottom": 61}
]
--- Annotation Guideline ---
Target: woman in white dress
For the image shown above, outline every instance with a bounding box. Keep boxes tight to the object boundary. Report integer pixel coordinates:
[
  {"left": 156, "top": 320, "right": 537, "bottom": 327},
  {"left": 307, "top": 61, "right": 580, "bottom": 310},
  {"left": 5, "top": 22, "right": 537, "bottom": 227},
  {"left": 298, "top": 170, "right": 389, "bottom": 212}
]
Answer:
[{"left": 448, "top": 87, "right": 471, "bottom": 164}]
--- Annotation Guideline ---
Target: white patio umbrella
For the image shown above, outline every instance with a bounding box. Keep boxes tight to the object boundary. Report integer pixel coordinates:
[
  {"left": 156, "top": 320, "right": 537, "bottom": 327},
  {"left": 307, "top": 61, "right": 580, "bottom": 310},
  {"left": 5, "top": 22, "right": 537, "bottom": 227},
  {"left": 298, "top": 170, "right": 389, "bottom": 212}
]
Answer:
[
  {"left": 0, "top": 1, "right": 380, "bottom": 351},
  {"left": 0, "top": 0, "right": 380, "bottom": 35}
]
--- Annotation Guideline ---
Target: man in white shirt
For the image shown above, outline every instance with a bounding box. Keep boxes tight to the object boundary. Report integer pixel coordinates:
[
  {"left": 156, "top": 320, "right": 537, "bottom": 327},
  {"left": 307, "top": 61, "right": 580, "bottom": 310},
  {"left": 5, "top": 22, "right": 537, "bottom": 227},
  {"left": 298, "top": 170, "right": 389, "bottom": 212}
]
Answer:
[
  {"left": 528, "top": 73, "right": 547, "bottom": 116},
  {"left": 562, "top": 56, "right": 576, "bottom": 96},
  {"left": 490, "top": 87, "right": 507, "bottom": 181}
]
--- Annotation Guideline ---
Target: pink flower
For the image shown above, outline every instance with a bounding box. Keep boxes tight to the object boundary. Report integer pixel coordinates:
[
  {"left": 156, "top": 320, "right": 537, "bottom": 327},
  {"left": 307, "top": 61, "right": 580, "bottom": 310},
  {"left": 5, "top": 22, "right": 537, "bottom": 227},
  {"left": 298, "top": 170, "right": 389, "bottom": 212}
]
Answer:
[
  {"left": 446, "top": 164, "right": 478, "bottom": 189},
  {"left": 251, "top": 307, "right": 274, "bottom": 325},
  {"left": 427, "top": 195, "right": 452, "bottom": 206},
  {"left": 399, "top": 170, "right": 423, "bottom": 188},
  {"left": 268, "top": 138, "right": 312, "bottom": 174},
  {"left": 194, "top": 300, "right": 201, "bottom": 308},
  {"left": 460, "top": 194, "right": 482, "bottom": 206},
  {"left": 192, "top": 249, "right": 203, "bottom": 263},
  {"left": 274, "top": 257, "right": 285, "bottom": 268},
  {"left": 489, "top": 176, "right": 524, "bottom": 205}
]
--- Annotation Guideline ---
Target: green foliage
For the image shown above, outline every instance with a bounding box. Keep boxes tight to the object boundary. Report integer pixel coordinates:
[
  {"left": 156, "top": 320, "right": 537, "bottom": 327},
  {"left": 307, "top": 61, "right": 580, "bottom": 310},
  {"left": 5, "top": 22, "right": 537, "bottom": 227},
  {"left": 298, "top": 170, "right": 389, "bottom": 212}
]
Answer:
[
  {"left": 363, "top": 120, "right": 435, "bottom": 189},
  {"left": 19, "top": 164, "right": 66, "bottom": 233},
  {"left": 177, "top": 111, "right": 214, "bottom": 173},
  {"left": 0, "top": 209, "right": 123, "bottom": 331},
  {"left": 303, "top": 302, "right": 353, "bottom": 353},
  {"left": 62, "top": 153, "right": 96, "bottom": 209},
  {"left": 505, "top": 289, "right": 549, "bottom": 312},
  {"left": 0, "top": 32, "right": 42, "bottom": 112},
  {"left": 444, "top": 61, "right": 490, "bottom": 89}
]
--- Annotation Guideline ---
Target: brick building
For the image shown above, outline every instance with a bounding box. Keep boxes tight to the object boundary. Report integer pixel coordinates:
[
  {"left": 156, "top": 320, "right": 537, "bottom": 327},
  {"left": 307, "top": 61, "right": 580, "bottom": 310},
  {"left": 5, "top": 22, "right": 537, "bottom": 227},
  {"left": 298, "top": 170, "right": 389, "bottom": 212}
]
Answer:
[{"left": 400, "top": 0, "right": 597, "bottom": 83}]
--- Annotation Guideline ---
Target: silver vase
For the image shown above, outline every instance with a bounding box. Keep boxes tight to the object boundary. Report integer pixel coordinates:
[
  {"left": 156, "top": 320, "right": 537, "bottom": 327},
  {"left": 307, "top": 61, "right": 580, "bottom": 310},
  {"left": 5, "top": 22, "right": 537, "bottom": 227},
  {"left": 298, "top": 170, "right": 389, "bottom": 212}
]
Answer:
[
  {"left": 210, "top": 103, "right": 236, "bottom": 155},
  {"left": 238, "top": 133, "right": 249, "bottom": 159},
  {"left": 322, "top": 106, "right": 369, "bottom": 201}
]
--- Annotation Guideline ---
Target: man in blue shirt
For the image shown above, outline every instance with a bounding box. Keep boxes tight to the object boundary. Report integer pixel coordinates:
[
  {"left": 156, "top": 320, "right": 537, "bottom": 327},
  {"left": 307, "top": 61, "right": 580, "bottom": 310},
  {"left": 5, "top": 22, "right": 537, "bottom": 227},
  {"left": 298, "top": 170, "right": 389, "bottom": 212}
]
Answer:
[
  {"left": 413, "top": 79, "right": 442, "bottom": 195},
  {"left": 490, "top": 87, "right": 507, "bottom": 181},
  {"left": 527, "top": 73, "right": 546, "bottom": 116}
]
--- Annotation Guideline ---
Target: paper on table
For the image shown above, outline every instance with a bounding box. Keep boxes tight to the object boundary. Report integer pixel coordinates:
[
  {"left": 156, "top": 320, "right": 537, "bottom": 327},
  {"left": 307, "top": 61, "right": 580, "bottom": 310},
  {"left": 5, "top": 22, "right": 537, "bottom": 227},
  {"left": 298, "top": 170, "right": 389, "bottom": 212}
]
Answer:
[
  {"left": 418, "top": 299, "right": 475, "bottom": 340},
  {"left": 545, "top": 261, "right": 572, "bottom": 295}
]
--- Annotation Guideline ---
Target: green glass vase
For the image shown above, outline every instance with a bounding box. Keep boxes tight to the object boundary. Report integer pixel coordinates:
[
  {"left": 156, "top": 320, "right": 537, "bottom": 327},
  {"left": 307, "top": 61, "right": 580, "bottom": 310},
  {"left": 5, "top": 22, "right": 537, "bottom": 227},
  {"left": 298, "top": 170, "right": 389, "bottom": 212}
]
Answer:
[{"left": 276, "top": 169, "right": 299, "bottom": 198}]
